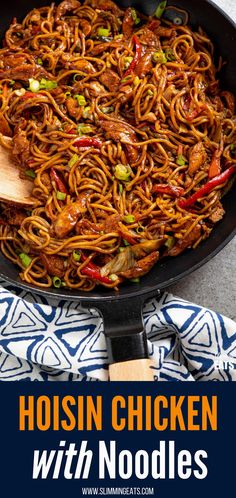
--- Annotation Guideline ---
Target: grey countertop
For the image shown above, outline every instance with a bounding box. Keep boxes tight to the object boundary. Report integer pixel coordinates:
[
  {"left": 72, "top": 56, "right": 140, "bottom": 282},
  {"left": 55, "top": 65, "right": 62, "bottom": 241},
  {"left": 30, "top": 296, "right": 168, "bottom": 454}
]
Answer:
[{"left": 169, "top": 0, "right": 236, "bottom": 320}]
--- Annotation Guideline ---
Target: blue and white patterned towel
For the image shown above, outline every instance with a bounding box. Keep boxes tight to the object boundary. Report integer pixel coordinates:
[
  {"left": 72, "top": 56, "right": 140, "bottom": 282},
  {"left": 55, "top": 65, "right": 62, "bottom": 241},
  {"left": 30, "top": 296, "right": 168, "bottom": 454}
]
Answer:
[{"left": 0, "top": 278, "right": 235, "bottom": 381}]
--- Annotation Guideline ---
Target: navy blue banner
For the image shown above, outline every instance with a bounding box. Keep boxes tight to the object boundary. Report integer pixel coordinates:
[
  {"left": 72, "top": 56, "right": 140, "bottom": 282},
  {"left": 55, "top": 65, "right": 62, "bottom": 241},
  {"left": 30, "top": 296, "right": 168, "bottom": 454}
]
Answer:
[{"left": 0, "top": 382, "right": 234, "bottom": 497}]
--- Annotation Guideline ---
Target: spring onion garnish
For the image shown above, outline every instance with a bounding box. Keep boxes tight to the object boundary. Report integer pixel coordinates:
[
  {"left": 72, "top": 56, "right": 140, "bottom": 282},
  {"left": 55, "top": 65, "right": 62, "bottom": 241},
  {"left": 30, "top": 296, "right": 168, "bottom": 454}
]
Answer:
[
  {"left": 133, "top": 76, "right": 140, "bottom": 86},
  {"left": 19, "top": 253, "right": 32, "bottom": 268},
  {"left": 124, "top": 56, "right": 133, "bottom": 69},
  {"left": 123, "top": 215, "right": 135, "bottom": 224},
  {"left": 114, "top": 34, "right": 123, "bottom": 40},
  {"left": 15, "top": 88, "right": 26, "bottom": 97},
  {"left": 123, "top": 239, "right": 130, "bottom": 246},
  {"left": 65, "top": 91, "right": 71, "bottom": 98},
  {"left": 56, "top": 191, "right": 66, "bottom": 201},
  {"left": 101, "top": 106, "right": 114, "bottom": 114},
  {"left": 118, "top": 247, "right": 126, "bottom": 253},
  {"left": 29, "top": 78, "right": 40, "bottom": 92},
  {"left": 77, "top": 123, "right": 93, "bottom": 135},
  {"left": 121, "top": 75, "right": 133, "bottom": 83},
  {"left": 176, "top": 154, "right": 186, "bottom": 166},
  {"left": 165, "top": 236, "right": 175, "bottom": 249},
  {"left": 230, "top": 144, "right": 235, "bottom": 151},
  {"left": 37, "top": 58, "right": 43, "bottom": 65},
  {"left": 155, "top": 1, "right": 167, "bottom": 19},
  {"left": 68, "top": 154, "right": 79, "bottom": 168},
  {"left": 82, "top": 106, "right": 92, "bottom": 119},
  {"left": 114, "top": 164, "right": 131, "bottom": 181},
  {"left": 165, "top": 48, "right": 176, "bottom": 61},
  {"left": 25, "top": 170, "right": 36, "bottom": 179},
  {"left": 10, "top": 80, "right": 15, "bottom": 86},
  {"left": 74, "top": 94, "right": 87, "bottom": 106},
  {"left": 98, "top": 27, "right": 110, "bottom": 37},
  {"left": 73, "top": 251, "right": 81, "bottom": 262},
  {"left": 131, "top": 8, "right": 141, "bottom": 25},
  {"left": 52, "top": 276, "right": 62, "bottom": 288},
  {"left": 147, "top": 89, "right": 154, "bottom": 96},
  {"left": 119, "top": 184, "right": 123, "bottom": 194},
  {"left": 152, "top": 50, "right": 167, "bottom": 64},
  {"left": 39, "top": 78, "right": 57, "bottom": 90},
  {"left": 130, "top": 278, "right": 140, "bottom": 283},
  {"left": 109, "top": 273, "right": 119, "bottom": 282},
  {"left": 136, "top": 223, "right": 145, "bottom": 234}
]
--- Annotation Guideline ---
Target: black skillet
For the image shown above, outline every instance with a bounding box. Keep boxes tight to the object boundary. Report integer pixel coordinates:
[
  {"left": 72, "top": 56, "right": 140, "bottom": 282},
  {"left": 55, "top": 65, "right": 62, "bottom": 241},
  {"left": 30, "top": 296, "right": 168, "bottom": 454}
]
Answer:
[{"left": 0, "top": 0, "right": 236, "bottom": 380}]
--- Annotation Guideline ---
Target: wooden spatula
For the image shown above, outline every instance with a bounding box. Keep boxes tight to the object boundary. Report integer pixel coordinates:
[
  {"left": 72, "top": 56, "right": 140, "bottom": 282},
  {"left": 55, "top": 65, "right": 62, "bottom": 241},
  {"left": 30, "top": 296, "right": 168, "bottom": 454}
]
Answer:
[{"left": 0, "top": 138, "right": 34, "bottom": 206}]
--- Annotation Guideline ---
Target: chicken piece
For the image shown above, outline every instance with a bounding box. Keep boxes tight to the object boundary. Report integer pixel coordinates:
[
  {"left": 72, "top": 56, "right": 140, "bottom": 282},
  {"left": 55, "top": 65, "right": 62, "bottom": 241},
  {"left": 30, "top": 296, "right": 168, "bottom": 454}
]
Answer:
[
  {"left": 0, "top": 64, "right": 52, "bottom": 81},
  {"left": 221, "top": 91, "right": 235, "bottom": 115},
  {"left": 66, "top": 97, "right": 81, "bottom": 119},
  {"left": 69, "top": 59, "right": 96, "bottom": 73},
  {"left": 4, "top": 207, "right": 25, "bottom": 226},
  {"left": 0, "top": 53, "right": 31, "bottom": 69},
  {"left": 88, "top": 81, "right": 106, "bottom": 97},
  {"left": 90, "top": 42, "right": 114, "bottom": 56},
  {"left": 39, "top": 172, "right": 53, "bottom": 192},
  {"left": 55, "top": 0, "right": 81, "bottom": 21},
  {"left": 119, "top": 85, "right": 133, "bottom": 104},
  {"left": 12, "top": 129, "right": 30, "bottom": 164},
  {"left": 188, "top": 141, "right": 207, "bottom": 176},
  {"left": 41, "top": 254, "right": 65, "bottom": 278},
  {"left": 135, "top": 51, "right": 153, "bottom": 79},
  {"left": 101, "top": 239, "right": 163, "bottom": 276},
  {"left": 208, "top": 204, "right": 225, "bottom": 223},
  {"left": 54, "top": 194, "right": 88, "bottom": 238},
  {"left": 86, "top": 0, "right": 123, "bottom": 17},
  {"left": 120, "top": 251, "right": 159, "bottom": 279},
  {"left": 0, "top": 113, "right": 12, "bottom": 137},
  {"left": 155, "top": 26, "right": 174, "bottom": 38},
  {"left": 99, "top": 119, "right": 139, "bottom": 162},
  {"left": 139, "top": 27, "right": 161, "bottom": 49},
  {"left": 99, "top": 69, "right": 120, "bottom": 92},
  {"left": 122, "top": 8, "right": 134, "bottom": 39},
  {"left": 78, "top": 19, "right": 92, "bottom": 37},
  {"left": 168, "top": 223, "right": 202, "bottom": 257}
]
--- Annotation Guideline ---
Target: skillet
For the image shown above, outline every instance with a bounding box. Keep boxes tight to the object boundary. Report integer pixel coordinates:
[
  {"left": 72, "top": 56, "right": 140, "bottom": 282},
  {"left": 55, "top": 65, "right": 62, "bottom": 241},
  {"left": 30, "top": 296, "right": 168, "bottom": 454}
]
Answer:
[{"left": 0, "top": 0, "right": 236, "bottom": 380}]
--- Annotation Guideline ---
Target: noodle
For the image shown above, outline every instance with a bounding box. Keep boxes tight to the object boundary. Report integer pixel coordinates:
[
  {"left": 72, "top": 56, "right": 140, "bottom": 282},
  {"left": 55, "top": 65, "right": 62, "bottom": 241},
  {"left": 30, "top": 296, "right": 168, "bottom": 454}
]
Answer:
[{"left": 0, "top": 0, "right": 235, "bottom": 291}]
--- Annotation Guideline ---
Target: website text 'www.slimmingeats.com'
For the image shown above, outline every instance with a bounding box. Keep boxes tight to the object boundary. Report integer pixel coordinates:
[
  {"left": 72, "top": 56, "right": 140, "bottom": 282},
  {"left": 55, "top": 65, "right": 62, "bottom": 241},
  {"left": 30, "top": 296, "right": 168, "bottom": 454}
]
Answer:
[{"left": 81, "top": 488, "right": 155, "bottom": 495}]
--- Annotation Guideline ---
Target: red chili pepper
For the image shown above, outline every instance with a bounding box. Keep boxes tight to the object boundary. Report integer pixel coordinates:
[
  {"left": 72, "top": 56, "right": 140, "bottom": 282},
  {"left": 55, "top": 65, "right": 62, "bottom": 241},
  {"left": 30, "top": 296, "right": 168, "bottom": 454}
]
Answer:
[
  {"left": 73, "top": 137, "right": 102, "bottom": 148},
  {"left": 179, "top": 166, "right": 235, "bottom": 209},
  {"left": 21, "top": 91, "right": 45, "bottom": 100},
  {"left": 123, "top": 35, "right": 142, "bottom": 78},
  {"left": 50, "top": 168, "right": 68, "bottom": 194},
  {"left": 80, "top": 253, "right": 112, "bottom": 284},
  {"left": 153, "top": 184, "right": 185, "bottom": 197}
]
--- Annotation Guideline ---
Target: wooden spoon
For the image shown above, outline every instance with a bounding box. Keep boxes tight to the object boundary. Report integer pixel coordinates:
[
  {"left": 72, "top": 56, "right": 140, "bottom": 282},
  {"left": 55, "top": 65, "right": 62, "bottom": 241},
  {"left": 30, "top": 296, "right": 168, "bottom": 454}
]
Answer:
[{"left": 0, "top": 137, "right": 34, "bottom": 206}]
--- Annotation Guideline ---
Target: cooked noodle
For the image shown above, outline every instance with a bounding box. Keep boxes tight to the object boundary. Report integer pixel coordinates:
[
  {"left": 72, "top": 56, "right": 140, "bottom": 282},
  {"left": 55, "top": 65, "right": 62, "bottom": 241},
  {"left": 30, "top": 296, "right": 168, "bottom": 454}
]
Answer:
[{"left": 0, "top": 0, "right": 235, "bottom": 290}]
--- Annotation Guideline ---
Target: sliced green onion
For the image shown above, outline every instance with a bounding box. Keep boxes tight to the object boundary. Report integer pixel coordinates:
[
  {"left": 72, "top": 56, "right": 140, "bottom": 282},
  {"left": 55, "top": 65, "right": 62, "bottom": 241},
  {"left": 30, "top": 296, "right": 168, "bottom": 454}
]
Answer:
[
  {"left": 10, "top": 80, "right": 15, "bottom": 86},
  {"left": 25, "top": 169, "right": 36, "bottom": 179},
  {"left": 98, "top": 27, "right": 110, "bottom": 37},
  {"left": 37, "top": 58, "right": 43, "bottom": 65},
  {"left": 165, "top": 48, "right": 176, "bottom": 61},
  {"left": 152, "top": 50, "right": 167, "bottom": 64},
  {"left": 74, "top": 94, "right": 87, "bottom": 106},
  {"left": 133, "top": 76, "right": 140, "bottom": 86},
  {"left": 77, "top": 123, "right": 93, "bottom": 135},
  {"left": 123, "top": 239, "right": 130, "bottom": 246},
  {"left": 73, "top": 74, "right": 80, "bottom": 82},
  {"left": 155, "top": 0, "right": 167, "bottom": 19},
  {"left": 114, "top": 34, "right": 123, "bottom": 40},
  {"left": 118, "top": 247, "right": 126, "bottom": 253},
  {"left": 0, "top": 89, "right": 2, "bottom": 94},
  {"left": 56, "top": 191, "right": 66, "bottom": 201},
  {"left": 82, "top": 106, "right": 92, "bottom": 118},
  {"left": 121, "top": 75, "right": 133, "bottom": 83},
  {"left": 130, "top": 277, "right": 140, "bottom": 283},
  {"left": 65, "top": 91, "right": 71, "bottom": 98},
  {"left": 73, "top": 250, "right": 81, "bottom": 262},
  {"left": 39, "top": 78, "right": 57, "bottom": 90},
  {"left": 165, "top": 236, "right": 175, "bottom": 249},
  {"left": 131, "top": 8, "right": 141, "bottom": 25},
  {"left": 52, "top": 276, "right": 62, "bottom": 288},
  {"left": 124, "top": 56, "right": 133, "bottom": 69},
  {"left": 15, "top": 88, "right": 26, "bottom": 97},
  {"left": 29, "top": 78, "right": 40, "bottom": 92},
  {"left": 109, "top": 273, "right": 118, "bottom": 282},
  {"left": 68, "top": 154, "right": 79, "bottom": 168},
  {"left": 19, "top": 253, "right": 32, "bottom": 268},
  {"left": 136, "top": 224, "right": 145, "bottom": 234},
  {"left": 176, "top": 154, "right": 186, "bottom": 166},
  {"left": 230, "top": 144, "right": 235, "bottom": 151},
  {"left": 101, "top": 106, "right": 114, "bottom": 114},
  {"left": 147, "top": 89, "right": 154, "bottom": 96},
  {"left": 119, "top": 184, "right": 123, "bottom": 194},
  {"left": 123, "top": 214, "right": 135, "bottom": 224},
  {"left": 114, "top": 164, "right": 131, "bottom": 181}
]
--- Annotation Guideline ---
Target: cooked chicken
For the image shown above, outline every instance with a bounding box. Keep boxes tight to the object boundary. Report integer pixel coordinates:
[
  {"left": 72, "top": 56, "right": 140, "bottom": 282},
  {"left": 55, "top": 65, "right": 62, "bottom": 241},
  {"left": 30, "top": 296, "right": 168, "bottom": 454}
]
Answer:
[
  {"left": 54, "top": 194, "right": 88, "bottom": 238},
  {"left": 188, "top": 141, "right": 207, "bottom": 176}
]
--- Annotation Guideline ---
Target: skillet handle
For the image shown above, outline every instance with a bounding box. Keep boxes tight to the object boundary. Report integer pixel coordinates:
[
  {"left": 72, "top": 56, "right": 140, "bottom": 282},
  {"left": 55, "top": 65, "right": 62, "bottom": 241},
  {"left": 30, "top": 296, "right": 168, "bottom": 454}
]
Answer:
[{"left": 109, "top": 359, "right": 154, "bottom": 381}]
